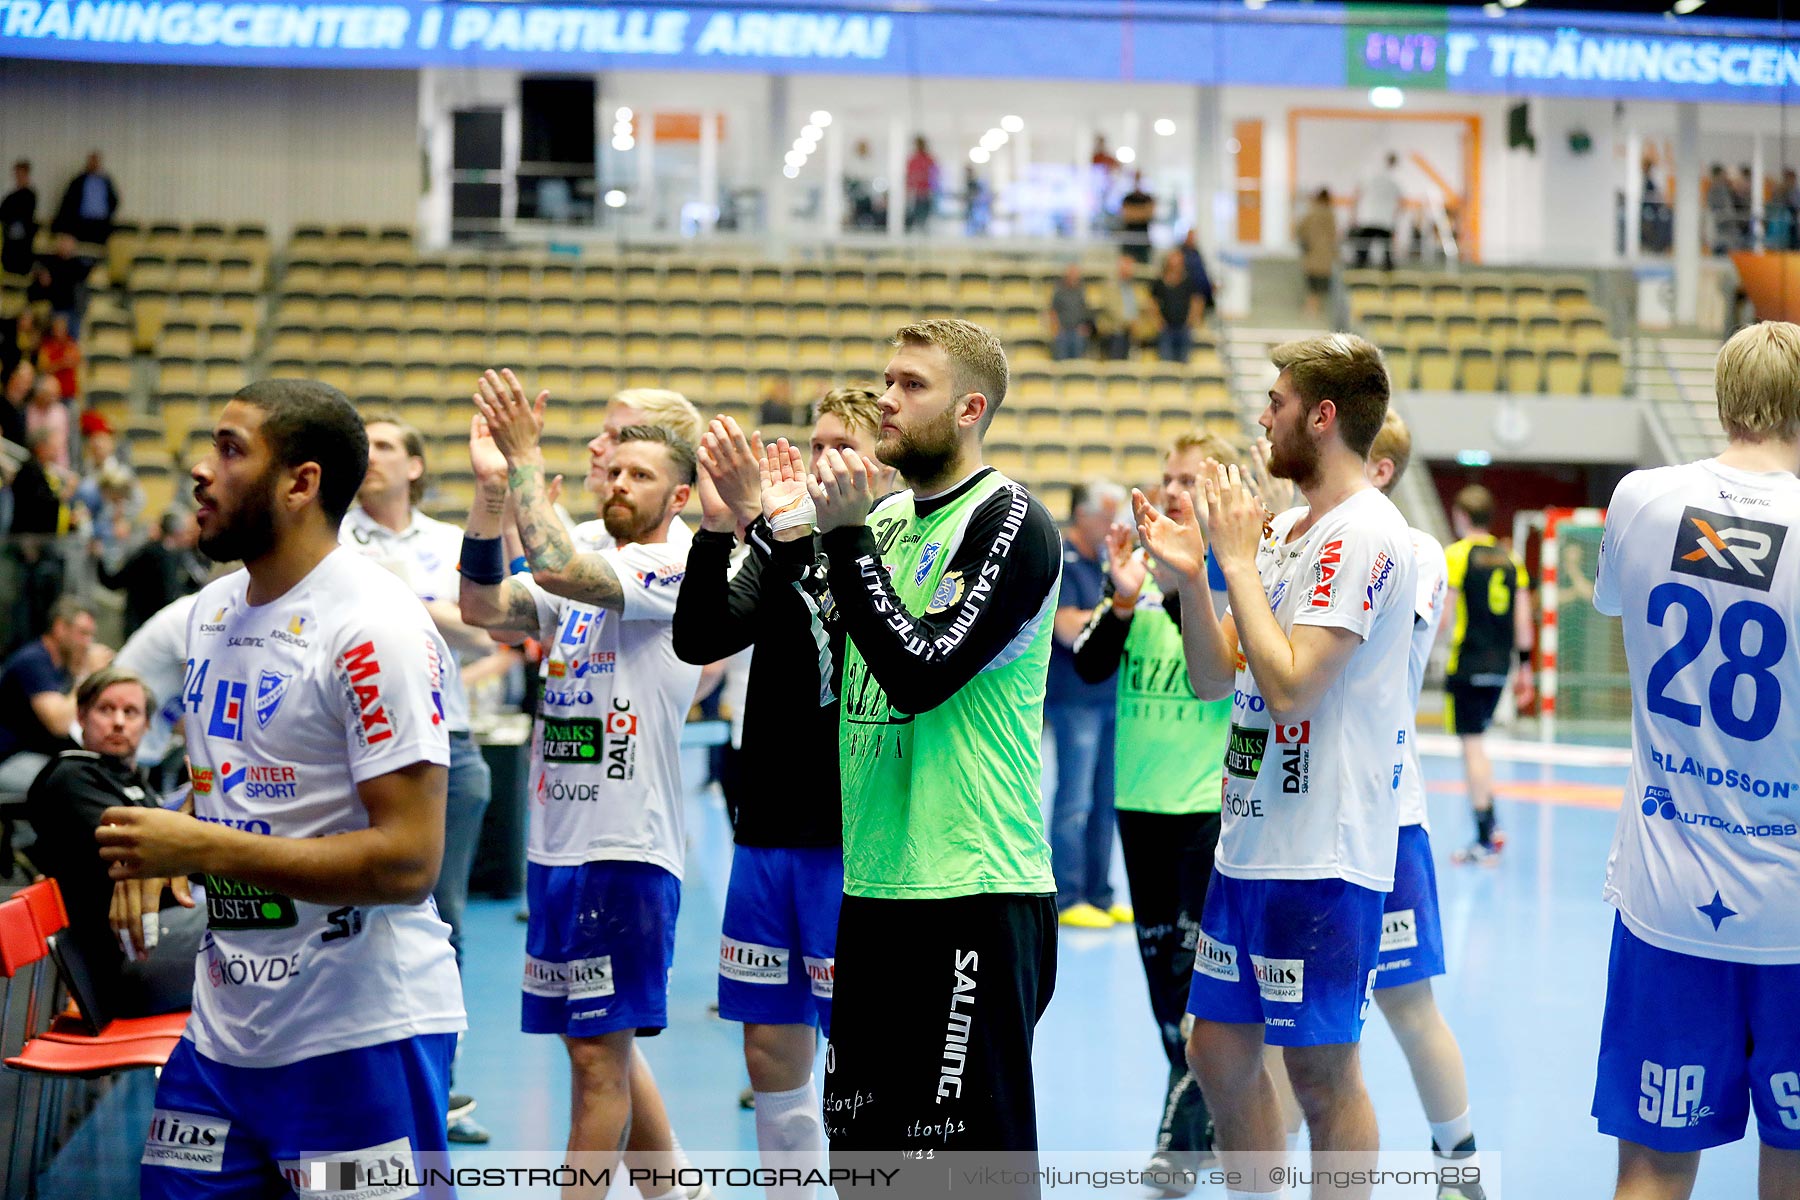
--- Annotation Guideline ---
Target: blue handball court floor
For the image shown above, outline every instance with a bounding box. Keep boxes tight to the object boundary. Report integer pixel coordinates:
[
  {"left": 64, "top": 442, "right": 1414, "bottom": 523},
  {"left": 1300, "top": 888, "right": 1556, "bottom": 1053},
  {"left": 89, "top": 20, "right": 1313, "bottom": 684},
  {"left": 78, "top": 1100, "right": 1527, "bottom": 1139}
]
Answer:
[{"left": 42, "top": 736, "right": 1764, "bottom": 1198}]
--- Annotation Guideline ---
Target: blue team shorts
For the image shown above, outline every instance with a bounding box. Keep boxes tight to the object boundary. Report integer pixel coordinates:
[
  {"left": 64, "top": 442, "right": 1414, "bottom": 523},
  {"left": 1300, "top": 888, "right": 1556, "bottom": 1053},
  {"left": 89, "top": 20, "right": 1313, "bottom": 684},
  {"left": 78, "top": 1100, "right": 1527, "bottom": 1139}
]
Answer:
[
  {"left": 1374, "top": 824, "right": 1448, "bottom": 989},
  {"left": 522, "top": 860, "right": 680, "bottom": 1039},
  {"left": 718, "top": 844, "right": 844, "bottom": 1035},
  {"left": 1186, "top": 872, "right": 1385, "bottom": 1047},
  {"left": 1593, "top": 914, "right": 1800, "bottom": 1153},
  {"left": 140, "top": 1033, "right": 454, "bottom": 1199}
]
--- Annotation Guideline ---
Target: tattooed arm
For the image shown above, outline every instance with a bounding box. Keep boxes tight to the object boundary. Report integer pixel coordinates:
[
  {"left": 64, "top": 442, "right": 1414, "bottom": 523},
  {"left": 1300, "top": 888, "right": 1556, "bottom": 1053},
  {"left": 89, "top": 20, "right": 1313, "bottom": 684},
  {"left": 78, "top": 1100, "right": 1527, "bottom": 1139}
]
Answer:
[
  {"left": 470, "top": 367, "right": 627, "bottom": 613},
  {"left": 459, "top": 405, "right": 553, "bottom": 634},
  {"left": 508, "top": 458, "right": 626, "bottom": 612}
]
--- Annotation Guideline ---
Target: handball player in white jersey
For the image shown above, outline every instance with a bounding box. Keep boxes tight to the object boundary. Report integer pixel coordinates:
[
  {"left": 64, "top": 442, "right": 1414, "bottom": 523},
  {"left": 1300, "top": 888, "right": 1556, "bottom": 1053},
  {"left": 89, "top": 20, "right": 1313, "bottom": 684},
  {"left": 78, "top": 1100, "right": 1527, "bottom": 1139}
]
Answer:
[
  {"left": 1136, "top": 334, "right": 1413, "bottom": 1200},
  {"left": 98, "top": 380, "right": 463, "bottom": 1199},
  {"left": 458, "top": 370, "right": 702, "bottom": 1186},
  {"left": 1591, "top": 321, "right": 1800, "bottom": 1200}
]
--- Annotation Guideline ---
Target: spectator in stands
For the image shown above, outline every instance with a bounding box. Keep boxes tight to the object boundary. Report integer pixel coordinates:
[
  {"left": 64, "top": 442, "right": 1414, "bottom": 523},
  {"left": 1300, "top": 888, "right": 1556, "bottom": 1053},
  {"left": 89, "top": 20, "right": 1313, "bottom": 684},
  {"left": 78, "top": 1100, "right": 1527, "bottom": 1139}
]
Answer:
[
  {"left": 1119, "top": 172, "right": 1155, "bottom": 264},
  {"left": 14, "top": 308, "right": 41, "bottom": 366},
  {"left": 1296, "top": 187, "right": 1340, "bottom": 317},
  {"left": 1048, "top": 480, "right": 1130, "bottom": 928},
  {"left": 1774, "top": 168, "right": 1800, "bottom": 250},
  {"left": 37, "top": 312, "right": 79, "bottom": 401},
  {"left": 1178, "top": 228, "right": 1216, "bottom": 319},
  {"left": 1049, "top": 264, "right": 1094, "bottom": 361},
  {"left": 964, "top": 164, "right": 990, "bottom": 236},
  {"left": 0, "top": 596, "right": 101, "bottom": 792},
  {"left": 1706, "top": 164, "right": 1738, "bottom": 254},
  {"left": 844, "top": 138, "right": 884, "bottom": 229},
  {"left": 30, "top": 233, "right": 92, "bottom": 337},
  {"left": 53, "top": 151, "right": 118, "bottom": 252},
  {"left": 905, "top": 136, "right": 938, "bottom": 232},
  {"left": 25, "top": 664, "right": 203, "bottom": 1017},
  {"left": 1352, "top": 151, "right": 1404, "bottom": 270},
  {"left": 85, "top": 461, "right": 145, "bottom": 563},
  {"left": 1150, "top": 249, "right": 1205, "bottom": 364},
  {"left": 25, "top": 373, "right": 69, "bottom": 470},
  {"left": 1, "top": 159, "right": 35, "bottom": 277},
  {"left": 7, "top": 427, "right": 77, "bottom": 637},
  {"left": 1098, "top": 253, "right": 1148, "bottom": 361},
  {"left": 0, "top": 360, "right": 30, "bottom": 448},
  {"left": 96, "top": 508, "right": 203, "bottom": 639},
  {"left": 73, "top": 416, "right": 133, "bottom": 515}
]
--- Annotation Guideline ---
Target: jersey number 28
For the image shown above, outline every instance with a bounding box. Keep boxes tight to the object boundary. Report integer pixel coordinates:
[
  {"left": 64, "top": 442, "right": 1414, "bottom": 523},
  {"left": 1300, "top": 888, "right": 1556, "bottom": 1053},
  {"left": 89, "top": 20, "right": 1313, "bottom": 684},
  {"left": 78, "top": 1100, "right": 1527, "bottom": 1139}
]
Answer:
[{"left": 1646, "top": 582, "right": 1785, "bottom": 742}]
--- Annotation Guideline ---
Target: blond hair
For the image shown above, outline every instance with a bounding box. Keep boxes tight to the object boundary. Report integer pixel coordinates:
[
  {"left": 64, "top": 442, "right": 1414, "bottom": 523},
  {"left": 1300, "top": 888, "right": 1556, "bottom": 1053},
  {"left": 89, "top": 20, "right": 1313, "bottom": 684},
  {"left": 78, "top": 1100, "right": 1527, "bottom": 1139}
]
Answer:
[
  {"left": 1269, "top": 332, "right": 1390, "bottom": 457},
  {"left": 1169, "top": 430, "right": 1245, "bottom": 471},
  {"left": 1367, "top": 409, "right": 1413, "bottom": 494},
  {"left": 1716, "top": 321, "right": 1800, "bottom": 443},
  {"left": 891, "top": 318, "right": 1009, "bottom": 428},
  {"left": 815, "top": 386, "right": 882, "bottom": 438},
  {"left": 608, "top": 388, "right": 703, "bottom": 446}
]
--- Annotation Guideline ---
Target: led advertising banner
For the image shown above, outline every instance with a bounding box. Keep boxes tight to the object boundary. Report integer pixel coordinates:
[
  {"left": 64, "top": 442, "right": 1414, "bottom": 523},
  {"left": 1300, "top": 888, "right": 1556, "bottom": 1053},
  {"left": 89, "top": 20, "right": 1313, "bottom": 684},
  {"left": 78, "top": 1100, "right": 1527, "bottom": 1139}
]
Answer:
[{"left": 0, "top": 0, "right": 1794, "bottom": 105}]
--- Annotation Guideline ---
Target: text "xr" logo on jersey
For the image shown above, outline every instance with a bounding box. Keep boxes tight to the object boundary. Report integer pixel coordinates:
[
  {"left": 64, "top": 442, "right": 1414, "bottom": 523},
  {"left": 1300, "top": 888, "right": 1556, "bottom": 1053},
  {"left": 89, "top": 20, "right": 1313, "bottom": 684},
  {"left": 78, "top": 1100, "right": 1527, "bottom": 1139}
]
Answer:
[{"left": 1669, "top": 506, "right": 1786, "bottom": 593}]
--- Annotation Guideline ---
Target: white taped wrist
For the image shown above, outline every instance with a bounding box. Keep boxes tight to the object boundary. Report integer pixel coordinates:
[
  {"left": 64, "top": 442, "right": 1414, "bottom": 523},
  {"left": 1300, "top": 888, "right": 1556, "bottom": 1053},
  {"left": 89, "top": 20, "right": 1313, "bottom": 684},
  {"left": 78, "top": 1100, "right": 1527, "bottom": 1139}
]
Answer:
[{"left": 769, "top": 494, "right": 818, "bottom": 533}]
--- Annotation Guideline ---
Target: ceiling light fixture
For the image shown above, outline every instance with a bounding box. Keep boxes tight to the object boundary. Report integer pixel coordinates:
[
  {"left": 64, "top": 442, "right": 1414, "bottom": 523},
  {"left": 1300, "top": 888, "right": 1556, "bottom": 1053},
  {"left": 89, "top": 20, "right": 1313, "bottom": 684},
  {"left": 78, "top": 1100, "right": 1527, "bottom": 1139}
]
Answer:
[{"left": 1369, "top": 86, "right": 1405, "bottom": 109}]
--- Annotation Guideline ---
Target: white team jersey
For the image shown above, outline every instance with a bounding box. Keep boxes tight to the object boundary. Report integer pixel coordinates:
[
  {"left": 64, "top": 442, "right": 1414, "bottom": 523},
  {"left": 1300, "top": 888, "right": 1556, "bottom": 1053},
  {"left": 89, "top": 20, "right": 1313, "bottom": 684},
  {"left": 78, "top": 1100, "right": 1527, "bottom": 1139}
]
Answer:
[
  {"left": 181, "top": 551, "right": 464, "bottom": 1067},
  {"left": 520, "top": 523, "right": 701, "bottom": 876},
  {"left": 115, "top": 593, "right": 198, "bottom": 766},
  {"left": 339, "top": 506, "right": 472, "bottom": 733},
  {"left": 1219, "top": 488, "right": 1415, "bottom": 891},
  {"left": 1596, "top": 459, "right": 1800, "bottom": 964},
  {"left": 1394, "top": 528, "right": 1449, "bottom": 829}
]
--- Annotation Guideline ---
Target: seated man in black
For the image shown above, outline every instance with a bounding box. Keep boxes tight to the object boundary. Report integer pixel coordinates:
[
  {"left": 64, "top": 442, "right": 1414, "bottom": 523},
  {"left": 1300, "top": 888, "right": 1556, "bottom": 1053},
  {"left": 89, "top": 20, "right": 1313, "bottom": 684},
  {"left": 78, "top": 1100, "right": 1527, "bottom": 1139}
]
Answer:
[{"left": 25, "top": 664, "right": 201, "bottom": 1017}]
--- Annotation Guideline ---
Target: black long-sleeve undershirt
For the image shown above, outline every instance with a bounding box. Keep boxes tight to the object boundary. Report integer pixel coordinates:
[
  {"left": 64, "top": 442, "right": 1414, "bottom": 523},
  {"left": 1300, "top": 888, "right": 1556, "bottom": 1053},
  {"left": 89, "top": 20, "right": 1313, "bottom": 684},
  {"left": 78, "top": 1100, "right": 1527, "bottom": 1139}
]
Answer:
[
  {"left": 1071, "top": 593, "right": 1184, "bottom": 686},
  {"left": 822, "top": 469, "right": 1062, "bottom": 716},
  {"left": 672, "top": 520, "right": 843, "bottom": 847}
]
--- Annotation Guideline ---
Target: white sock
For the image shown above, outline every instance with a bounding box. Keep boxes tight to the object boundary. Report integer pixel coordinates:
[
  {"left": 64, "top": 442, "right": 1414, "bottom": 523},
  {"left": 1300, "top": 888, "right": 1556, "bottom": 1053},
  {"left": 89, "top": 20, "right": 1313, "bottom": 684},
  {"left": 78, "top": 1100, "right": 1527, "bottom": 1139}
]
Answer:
[
  {"left": 669, "top": 1131, "right": 692, "bottom": 1170},
  {"left": 754, "top": 1078, "right": 823, "bottom": 1200},
  {"left": 1284, "top": 1130, "right": 1302, "bottom": 1153},
  {"left": 1225, "top": 1190, "right": 1284, "bottom": 1200},
  {"left": 1430, "top": 1107, "right": 1476, "bottom": 1155}
]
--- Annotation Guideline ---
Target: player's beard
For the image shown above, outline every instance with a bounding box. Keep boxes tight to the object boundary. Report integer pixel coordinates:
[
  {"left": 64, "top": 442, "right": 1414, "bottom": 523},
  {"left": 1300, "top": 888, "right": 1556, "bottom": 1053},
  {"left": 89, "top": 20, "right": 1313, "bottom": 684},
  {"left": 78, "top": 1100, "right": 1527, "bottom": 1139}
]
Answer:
[
  {"left": 197, "top": 468, "right": 279, "bottom": 563},
  {"left": 601, "top": 487, "right": 668, "bottom": 542},
  {"left": 877, "top": 403, "right": 960, "bottom": 485},
  {"left": 1267, "top": 418, "right": 1320, "bottom": 487}
]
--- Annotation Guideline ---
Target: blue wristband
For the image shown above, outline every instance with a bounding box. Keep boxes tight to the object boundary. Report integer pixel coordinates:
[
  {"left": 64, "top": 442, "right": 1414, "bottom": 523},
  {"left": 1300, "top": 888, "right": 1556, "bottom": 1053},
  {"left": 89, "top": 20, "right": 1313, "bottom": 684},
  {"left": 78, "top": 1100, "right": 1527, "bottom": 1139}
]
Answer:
[
  {"left": 459, "top": 535, "right": 507, "bottom": 585},
  {"left": 510, "top": 555, "right": 530, "bottom": 577}
]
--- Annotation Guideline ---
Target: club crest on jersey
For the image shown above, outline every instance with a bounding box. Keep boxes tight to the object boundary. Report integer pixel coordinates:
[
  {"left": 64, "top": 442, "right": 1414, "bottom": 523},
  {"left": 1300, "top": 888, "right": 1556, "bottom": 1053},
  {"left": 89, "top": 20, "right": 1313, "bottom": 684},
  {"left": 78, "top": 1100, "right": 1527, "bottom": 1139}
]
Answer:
[
  {"left": 914, "top": 541, "right": 943, "bottom": 586},
  {"left": 1308, "top": 540, "right": 1343, "bottom": 610},
  {"left": 1670, "top": 506, "right": 1785, "bottom": 592},
  {"left": 254, "top": 671, "right": 290, "bottom": 729},
  {"left": 926, "top": 570, "right": 965, "bottom": 615}
]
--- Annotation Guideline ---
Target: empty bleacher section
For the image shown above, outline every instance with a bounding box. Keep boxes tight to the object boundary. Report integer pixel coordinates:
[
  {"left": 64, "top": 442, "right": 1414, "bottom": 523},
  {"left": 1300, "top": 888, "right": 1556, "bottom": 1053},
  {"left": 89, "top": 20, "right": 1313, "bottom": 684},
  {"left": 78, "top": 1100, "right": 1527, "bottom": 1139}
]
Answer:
[
  {"left": 85, "top": 224, "right": 1239, "bottom": 523},
  {"left": 1345, "top": 268, "right": 1626, "bottom": 397}
]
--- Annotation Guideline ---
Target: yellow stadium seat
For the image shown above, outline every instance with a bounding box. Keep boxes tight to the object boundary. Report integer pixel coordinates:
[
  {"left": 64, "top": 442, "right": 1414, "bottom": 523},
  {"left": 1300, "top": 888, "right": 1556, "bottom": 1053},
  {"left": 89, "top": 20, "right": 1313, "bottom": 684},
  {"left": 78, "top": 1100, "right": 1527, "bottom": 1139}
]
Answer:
[
  {"left": 1503, "top": 347, "right": 1542, "bottom": 393},
  {"left": 1543, "top": 348, "right": 1583, "bottom": 393},
  {"left": 1458, "top": 346, "right": 1499, "bottom": 391},
  {"left": 1418, "top": 346, "right": 1456, "bottom": 390},
  {"left": 1586, "top": 350, "right": 1626, "bottom": 395}
]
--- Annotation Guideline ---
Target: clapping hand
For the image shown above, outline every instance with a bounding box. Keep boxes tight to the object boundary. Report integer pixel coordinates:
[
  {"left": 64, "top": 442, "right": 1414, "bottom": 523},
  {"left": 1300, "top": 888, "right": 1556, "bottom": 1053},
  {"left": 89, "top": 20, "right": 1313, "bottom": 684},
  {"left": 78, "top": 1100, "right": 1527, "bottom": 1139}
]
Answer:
[
  {"left": 1196, "top": 460, "right": 1265, "bottom": 574},
  {"left": 471, "top": 369, "right": 548, "bottom": 466},
  {"left": 760, "top": 438, "right": 812, "bottom": 539},
  {"left": 1132, "top": 487, "right": 1208, "bottom": 584},
  {"left": 809, "top": 448, "right": 877, "bottom": 534},
  {"left": 1105, "top": 523, "right": 1148, "bottom": 607},
  {"left": 696, "top": 416, "right": 763, "bottom": 535}
]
